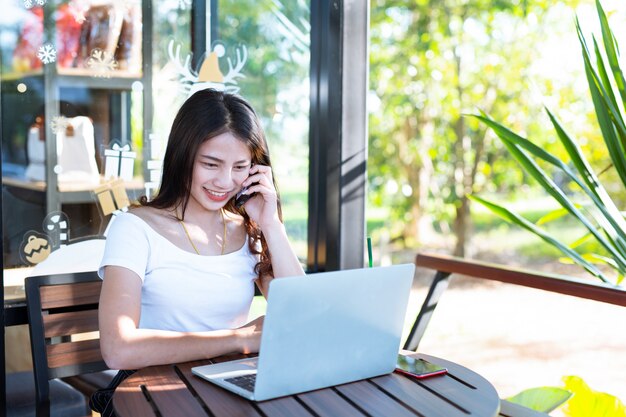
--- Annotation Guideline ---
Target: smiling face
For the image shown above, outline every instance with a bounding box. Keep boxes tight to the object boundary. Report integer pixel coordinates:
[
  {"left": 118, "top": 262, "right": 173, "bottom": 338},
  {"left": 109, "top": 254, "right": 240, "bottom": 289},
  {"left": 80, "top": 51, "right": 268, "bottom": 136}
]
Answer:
[{"left": 187, "top": 131, "right": 252, "bottom": 213}]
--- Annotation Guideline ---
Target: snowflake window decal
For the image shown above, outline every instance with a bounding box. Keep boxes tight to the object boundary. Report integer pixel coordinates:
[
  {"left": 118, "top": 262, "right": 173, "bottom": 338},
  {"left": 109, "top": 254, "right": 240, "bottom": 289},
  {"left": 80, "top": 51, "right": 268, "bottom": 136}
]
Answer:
[
  {"left": 37, "top": 43, "right": 57, "bottom": 65},
  {"left": 24, "top": 0, "right": 46, "bottom": 7},
  {"left": 50, "top": 116, "right": 69, "bottom": 135},
  {"left": 69, "top": 3, "right": 87, "bottom": 24},
  {"left": 86, "top": 49, "right": 118, "bottom": 78}
]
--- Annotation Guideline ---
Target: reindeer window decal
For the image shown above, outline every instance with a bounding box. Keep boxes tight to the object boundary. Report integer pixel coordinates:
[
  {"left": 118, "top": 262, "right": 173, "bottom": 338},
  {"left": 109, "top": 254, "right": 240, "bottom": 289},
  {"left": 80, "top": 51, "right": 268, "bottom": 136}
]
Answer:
[{"left": 167, "top": 40, "right": 248, "bottom": 96}]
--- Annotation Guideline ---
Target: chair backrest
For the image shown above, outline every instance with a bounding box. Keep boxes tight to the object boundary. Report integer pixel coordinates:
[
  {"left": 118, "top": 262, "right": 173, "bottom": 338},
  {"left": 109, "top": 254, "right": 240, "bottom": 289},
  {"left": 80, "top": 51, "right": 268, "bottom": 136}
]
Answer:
[
  {"left": 403, "top": 270, "right": 450, "bottom": 351},
  {"left": 25, "top": 271, "right": 108, "bottom": 415},
  {"left": 408, "top": 252, "right": 626, "bottom": 350}
]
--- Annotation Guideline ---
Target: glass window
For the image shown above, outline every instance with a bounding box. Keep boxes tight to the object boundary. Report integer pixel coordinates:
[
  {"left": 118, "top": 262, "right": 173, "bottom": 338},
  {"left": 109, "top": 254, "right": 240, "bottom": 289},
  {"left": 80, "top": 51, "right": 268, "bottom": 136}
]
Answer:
[
  {"left": 2, "top": 0, "right": 145, "bottom": 273},
  {"left": 1, "top": 1, "right": 311, "bottom": 403},
  {"left": 0, "top": 0, "right": 310, "bottom": 275},
  {"left": 216, "top": 1, "right": 310, "bottom": 260}
]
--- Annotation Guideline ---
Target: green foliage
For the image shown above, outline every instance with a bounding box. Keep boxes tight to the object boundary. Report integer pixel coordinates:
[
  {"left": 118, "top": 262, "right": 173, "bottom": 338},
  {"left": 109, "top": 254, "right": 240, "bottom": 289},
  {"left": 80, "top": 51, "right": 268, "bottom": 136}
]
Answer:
[
  {"left": 506, "top": 386, "right": 572, "bottom": 413},
  {"left": 368, "top": 0, "right": 585, "bottom": 252},
  {"left": 219, "top": 0, "right": 310, "bottom": 155},
  {"left": 471, "top": 0, "right": 626, "bottom": 284},
  {"left": 507, "top": 376, "right": 626, "bottom": 417},
  {"left": 561, "top": 376, "right": 626, "bottom": 417},
  {"left": 219, "top": 1, "right": 311, "bottom": 257}
]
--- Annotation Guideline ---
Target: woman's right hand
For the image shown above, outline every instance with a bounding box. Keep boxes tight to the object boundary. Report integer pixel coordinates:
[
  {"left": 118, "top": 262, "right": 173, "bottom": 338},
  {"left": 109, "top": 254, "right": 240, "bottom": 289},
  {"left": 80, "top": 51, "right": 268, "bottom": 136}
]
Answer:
[{"left": 237, "top": 316, "right": 264, "bottom": 354}]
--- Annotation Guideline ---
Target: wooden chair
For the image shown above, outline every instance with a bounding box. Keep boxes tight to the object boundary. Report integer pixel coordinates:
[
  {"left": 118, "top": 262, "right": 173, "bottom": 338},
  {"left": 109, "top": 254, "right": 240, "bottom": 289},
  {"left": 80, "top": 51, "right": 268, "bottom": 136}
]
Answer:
[
  {"left": 24, "top": 271, "right": 114, "bottom": 417},
  {"left": 404, "top": 269, "right": 450, "bottom": 352},
  {"left": 6, "top": 371, "right": 90, "bottom": 417},
  {"left": 408, "top": 252, "right": 626, "bottom": 417}
]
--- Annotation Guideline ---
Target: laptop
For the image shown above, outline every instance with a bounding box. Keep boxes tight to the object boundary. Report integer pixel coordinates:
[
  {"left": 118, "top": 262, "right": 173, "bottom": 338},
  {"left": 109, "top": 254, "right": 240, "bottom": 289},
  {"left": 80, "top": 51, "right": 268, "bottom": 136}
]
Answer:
[{"left": 191, "top": 263, "right": 415, "bottom": 401}]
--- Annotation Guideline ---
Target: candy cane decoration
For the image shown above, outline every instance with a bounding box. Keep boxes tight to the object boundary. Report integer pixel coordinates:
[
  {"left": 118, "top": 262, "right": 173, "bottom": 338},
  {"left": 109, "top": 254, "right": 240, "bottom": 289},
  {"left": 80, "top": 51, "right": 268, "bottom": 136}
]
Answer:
[{"left": 43, "top": 211, "right": 70, "bottom": 250}]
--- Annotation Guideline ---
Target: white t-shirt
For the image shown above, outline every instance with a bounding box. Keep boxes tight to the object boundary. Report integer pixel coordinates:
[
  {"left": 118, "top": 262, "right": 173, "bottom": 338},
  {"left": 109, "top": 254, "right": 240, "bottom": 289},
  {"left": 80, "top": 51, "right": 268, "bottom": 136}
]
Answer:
[{"left": 99, "top": 212, "right": 259, "bottom": 332}]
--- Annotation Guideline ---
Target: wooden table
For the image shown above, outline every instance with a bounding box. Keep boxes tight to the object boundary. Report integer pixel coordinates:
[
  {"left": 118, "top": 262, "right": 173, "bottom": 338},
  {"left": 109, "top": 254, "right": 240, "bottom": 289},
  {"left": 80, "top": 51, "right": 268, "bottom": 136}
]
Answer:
[{"left": 113, "top": 351, "right": 501, "bottom": 417}]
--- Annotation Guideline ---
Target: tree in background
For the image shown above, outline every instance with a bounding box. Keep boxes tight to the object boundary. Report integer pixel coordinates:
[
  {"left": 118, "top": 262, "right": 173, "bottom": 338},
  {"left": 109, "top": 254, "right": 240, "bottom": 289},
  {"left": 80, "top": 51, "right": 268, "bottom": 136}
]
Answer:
[
  {"left": 369, "top": 0, "right": 586, "bottom": 256},
  {"left": 219, "top": 0, "right": 310, "bottom": 179}
]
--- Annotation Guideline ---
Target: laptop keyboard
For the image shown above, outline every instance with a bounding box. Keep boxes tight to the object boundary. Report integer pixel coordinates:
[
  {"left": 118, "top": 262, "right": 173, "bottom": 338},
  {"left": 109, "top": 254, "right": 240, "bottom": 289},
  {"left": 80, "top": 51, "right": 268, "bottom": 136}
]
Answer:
[{"left": 225, "top": 374, "right": 256, "bottom": 392}]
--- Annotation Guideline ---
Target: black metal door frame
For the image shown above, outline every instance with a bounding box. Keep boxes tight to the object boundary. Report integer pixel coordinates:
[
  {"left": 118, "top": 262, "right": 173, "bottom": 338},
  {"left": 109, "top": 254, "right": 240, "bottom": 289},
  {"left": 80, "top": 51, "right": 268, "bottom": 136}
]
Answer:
[{"left": 308, "top": 0, "right": 368, "bottom": 272}]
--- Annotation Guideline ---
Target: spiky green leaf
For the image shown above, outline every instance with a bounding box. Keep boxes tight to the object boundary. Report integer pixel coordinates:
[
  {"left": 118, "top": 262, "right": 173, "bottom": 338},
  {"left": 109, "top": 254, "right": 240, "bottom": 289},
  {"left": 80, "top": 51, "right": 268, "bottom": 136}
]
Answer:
[
  {"left": 596, "top": 0, "right": 626, "bottom": 107},
  {"left": 474, "top": 113, "right": 626, "bottom": 270},
  {"left": 468, "top": 195, "right": 610, "bottom": 282}
]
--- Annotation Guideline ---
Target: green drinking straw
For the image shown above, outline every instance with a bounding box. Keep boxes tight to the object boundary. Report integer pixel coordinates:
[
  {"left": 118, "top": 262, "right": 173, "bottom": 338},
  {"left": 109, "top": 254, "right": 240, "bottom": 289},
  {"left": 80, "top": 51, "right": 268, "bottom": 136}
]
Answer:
[{"left": 367, "top": 237, "right": 373, "bottom": 268}]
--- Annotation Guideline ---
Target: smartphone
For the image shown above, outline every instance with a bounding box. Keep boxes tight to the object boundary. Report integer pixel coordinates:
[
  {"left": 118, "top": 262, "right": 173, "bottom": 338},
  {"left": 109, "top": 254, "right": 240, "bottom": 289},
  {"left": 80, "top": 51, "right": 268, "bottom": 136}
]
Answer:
[
  {"left": 234, "top": 163, "right": 258, "bottom": 208},
  {"left": 234, "top": 185, "right": 256, "bottom": 208},
  {"left": 395, "top": 355, "right": 447, "bottom": 379}
]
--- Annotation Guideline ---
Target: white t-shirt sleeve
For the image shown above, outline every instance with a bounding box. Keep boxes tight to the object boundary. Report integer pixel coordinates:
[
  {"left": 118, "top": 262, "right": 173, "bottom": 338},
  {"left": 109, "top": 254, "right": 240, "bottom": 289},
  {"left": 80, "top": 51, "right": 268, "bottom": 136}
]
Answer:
[{"left": 99, "top": 213, "right": 150, "bottom": 281}]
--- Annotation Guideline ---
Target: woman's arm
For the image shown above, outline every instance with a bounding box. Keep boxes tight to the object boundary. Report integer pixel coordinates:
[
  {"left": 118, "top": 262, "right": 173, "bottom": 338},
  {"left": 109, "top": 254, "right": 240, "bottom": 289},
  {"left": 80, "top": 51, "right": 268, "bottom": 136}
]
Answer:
[
  {"left": 241, "top": 164, "right": 305, "bottom": 295},
  {"left": 99, "top": 265, "right": 263, "bottom": 370},
  {"left": 255, "top": 221, "right": 304, "bottom": 295}
]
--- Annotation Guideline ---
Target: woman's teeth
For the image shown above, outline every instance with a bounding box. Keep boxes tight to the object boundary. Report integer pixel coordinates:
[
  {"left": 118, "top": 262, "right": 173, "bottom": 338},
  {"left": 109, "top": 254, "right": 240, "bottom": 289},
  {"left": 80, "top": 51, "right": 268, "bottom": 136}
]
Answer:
[{"left": 205, "top": 188, "right": 226, "bottom": 197}]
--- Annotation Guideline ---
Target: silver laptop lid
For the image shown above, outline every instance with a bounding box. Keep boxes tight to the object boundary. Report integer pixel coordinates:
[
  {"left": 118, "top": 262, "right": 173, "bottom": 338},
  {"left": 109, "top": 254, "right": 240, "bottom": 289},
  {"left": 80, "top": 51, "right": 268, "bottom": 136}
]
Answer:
[{"left": 254, "top": 263, "right": 415, "bottom": 401}]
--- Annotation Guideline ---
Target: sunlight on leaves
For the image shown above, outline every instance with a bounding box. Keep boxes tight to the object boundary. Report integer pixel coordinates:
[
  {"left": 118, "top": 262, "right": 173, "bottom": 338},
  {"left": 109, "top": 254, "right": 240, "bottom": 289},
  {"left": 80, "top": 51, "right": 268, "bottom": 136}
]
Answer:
[
  {"left": 561, "top": 376, "right": 626, "bottom": 417},
  {"left": 506, "top": 387, "right": 572, "bottom": 413},
  {"left": 536, "top": 207, "right": 575, "bottom": 226}
]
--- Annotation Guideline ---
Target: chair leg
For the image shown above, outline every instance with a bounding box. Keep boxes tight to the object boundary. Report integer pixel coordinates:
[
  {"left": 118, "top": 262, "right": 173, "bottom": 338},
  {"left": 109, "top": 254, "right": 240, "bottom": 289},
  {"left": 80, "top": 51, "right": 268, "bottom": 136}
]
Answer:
[{"left": 403, "top": 270, "right": 450, "bottom": 351}]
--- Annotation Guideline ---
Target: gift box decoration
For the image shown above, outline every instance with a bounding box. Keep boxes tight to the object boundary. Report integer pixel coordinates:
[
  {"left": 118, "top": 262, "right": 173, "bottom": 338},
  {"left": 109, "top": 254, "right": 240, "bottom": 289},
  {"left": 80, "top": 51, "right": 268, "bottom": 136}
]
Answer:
[
  {"left": 104, "top": 142, "right": 136, "bottom": 181},
  {"left": 94, "top": 179, "right": 130, "bottom": 216}
]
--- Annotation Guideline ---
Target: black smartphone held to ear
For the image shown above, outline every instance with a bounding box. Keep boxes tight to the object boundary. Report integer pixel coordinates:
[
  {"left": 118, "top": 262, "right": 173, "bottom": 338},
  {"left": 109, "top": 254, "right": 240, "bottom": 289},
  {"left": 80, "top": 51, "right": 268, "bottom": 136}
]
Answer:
[
  {"left": 234, "top": 185, "right": 256, "bottom": 208},
  {"left": 234, "top": 164, "right": 258, "bottom": 208},
  {"left": 395, "top": 355, "right": 447, "bottom": 379}
]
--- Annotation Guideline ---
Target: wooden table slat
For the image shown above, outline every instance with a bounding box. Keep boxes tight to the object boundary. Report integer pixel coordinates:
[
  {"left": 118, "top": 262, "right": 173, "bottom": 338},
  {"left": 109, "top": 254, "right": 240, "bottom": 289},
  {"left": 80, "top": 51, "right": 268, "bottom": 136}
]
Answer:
[
  {"left": 415, "top": 353, "right": 497, "bottom": 393},
  {"left": 117, "top": 365, "right": 209, "bottom": 417},
  {"left": 178, "top": 360, "right": 313, "bottom": 417},
  {"left": 113, "top": 354, "right": 501, "bottom": 417},
  {"left": 113, "top": 373, "right": 159, "bottom": 417},
  {"left": 334, "top": 379, "right": 419, "bottom": 417},
  {"left": 177, "top": 362, "right": 262, "bottom": 417},
  {"left": 409, "top": 353, "right": 500, "bottom": 417},
  {"left": 254, "top": 395, "right": 314, "bottom": 417},
  {"left": 297, "top": 388, "right": 368, "bottom": 417},
  {"left": 184, "top": 357, "right": 315, "bottom": 417},
  {"left": 370, "top": 373, "right": 468, "bottom": 417}
]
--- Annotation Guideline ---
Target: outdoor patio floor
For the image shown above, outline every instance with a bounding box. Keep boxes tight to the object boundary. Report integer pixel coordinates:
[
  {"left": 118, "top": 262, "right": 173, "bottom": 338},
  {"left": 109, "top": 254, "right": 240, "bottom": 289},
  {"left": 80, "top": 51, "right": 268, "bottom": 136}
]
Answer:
[{"left": 406, "top": 269, "right": 626, "bottom": 414}]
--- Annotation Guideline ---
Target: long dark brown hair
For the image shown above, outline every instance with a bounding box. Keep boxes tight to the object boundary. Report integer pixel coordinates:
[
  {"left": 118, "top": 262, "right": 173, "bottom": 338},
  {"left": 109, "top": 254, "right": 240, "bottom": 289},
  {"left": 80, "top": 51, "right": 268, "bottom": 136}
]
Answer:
[{"left": 142, "top": 88, "right": 281, "bottom": 279}]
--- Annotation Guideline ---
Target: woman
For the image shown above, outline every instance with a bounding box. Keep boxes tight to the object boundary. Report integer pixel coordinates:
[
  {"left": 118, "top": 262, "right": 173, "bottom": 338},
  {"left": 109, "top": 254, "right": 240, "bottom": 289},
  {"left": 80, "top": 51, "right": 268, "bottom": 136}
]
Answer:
[{"left": 92, "top": 89, "right": 304, "bottom": 415}]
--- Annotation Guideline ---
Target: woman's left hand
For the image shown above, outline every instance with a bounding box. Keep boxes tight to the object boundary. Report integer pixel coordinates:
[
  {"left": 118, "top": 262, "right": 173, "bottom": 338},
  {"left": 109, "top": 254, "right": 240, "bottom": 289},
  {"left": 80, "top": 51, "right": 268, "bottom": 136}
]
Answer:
[{"left": 239, "top": 164, "right": 281, "bottom": 230}]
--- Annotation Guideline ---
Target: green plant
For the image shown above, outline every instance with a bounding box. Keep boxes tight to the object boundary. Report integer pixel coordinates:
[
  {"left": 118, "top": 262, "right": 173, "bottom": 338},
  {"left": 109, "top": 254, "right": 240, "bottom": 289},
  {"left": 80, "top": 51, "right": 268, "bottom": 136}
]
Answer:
[
  {"left": 507, "top": 376, "right": 625, "bottom": 417},
  {"left": 471, "top": 0, "right": 626, "bottom": 285},
  {"left": 561, "top": 376, "right": 626, "bottom": 417},
  {"left": 506, "top": 386, "right": 572, "bottom": 413}
]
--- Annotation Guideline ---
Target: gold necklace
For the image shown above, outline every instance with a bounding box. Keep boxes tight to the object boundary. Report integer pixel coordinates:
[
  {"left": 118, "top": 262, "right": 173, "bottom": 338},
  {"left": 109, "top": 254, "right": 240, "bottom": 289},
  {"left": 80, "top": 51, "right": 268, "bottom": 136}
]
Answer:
[{"left": 179, "top": 209, "right": 227, "bottom": 255}]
